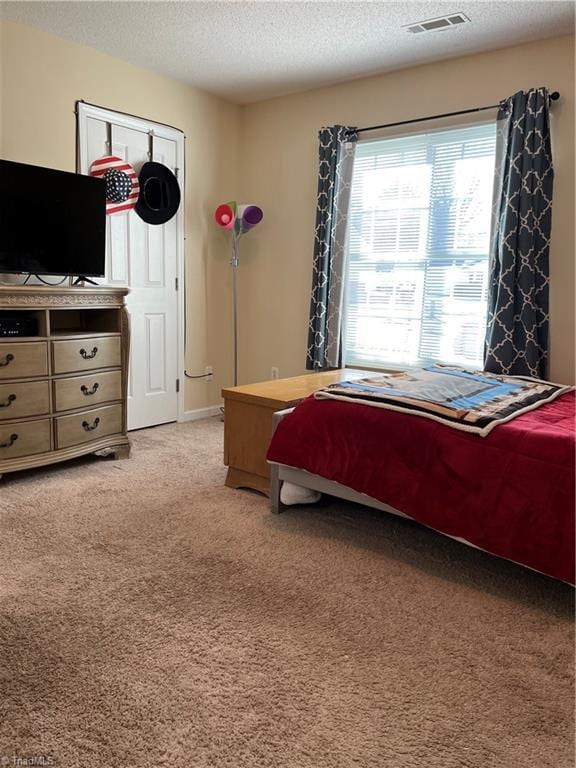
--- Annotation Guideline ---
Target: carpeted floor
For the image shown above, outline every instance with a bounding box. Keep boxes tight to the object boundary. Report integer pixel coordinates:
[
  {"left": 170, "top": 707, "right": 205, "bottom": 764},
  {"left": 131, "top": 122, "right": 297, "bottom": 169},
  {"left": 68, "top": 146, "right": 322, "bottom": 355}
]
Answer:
[{"left": 0, "top": 417, "right": 573, "bottom": 768}]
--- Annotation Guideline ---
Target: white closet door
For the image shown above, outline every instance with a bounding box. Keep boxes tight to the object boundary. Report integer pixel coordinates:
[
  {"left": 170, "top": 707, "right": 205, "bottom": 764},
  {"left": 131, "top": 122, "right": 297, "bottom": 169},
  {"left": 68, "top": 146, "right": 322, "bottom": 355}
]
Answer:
[{"left": 82, "top": 115, "right": 179, "bottom": 431}]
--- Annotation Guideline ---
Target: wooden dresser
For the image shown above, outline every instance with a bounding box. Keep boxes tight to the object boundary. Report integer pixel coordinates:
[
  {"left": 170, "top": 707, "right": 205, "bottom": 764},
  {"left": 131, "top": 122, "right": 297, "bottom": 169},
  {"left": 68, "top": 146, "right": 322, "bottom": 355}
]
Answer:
[{"left": 0, "top": 285, "right": 130, "bottom": 479}]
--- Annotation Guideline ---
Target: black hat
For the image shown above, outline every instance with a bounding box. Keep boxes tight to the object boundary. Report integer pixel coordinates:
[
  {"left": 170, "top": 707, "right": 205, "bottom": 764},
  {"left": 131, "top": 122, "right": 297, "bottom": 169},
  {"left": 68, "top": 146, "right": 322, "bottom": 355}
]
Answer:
[{"left": 135, "top": 162, "right": 181, "bottom": 225}]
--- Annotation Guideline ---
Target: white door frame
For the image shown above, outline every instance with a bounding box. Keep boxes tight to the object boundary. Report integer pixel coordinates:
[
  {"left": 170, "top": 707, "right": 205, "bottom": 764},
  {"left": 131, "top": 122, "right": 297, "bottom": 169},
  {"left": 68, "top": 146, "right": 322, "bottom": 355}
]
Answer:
[{"left": 76, "top": 101, "right": 186, "bottom": 423}]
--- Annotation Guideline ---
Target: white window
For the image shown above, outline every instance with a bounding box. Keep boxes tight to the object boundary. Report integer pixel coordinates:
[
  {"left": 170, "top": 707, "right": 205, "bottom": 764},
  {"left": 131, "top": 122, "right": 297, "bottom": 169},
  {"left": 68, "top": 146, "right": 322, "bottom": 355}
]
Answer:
[{"left": 343, "top": 122, "right": 497, "bottom": 370}]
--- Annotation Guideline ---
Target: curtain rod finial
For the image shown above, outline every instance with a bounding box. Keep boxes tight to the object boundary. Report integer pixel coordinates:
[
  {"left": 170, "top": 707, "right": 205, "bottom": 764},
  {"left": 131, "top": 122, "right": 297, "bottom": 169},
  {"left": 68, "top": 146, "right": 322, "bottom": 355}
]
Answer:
[{"left": 550, "top": 91, "right": 560, "bottom": 101}]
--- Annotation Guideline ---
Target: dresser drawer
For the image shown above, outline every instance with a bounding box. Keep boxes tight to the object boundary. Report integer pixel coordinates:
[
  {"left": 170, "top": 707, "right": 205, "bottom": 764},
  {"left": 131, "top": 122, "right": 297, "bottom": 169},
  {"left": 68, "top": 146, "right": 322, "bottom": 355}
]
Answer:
[
  {"left": 52, "top": 336, "right": 121, "bottom": 375},
  {"left": 0, "top": 380, "right": 50, "bottom": 421},
  {"left": 0, "top": 342, "right": 48, "bottom": 380},
  {"left": 55, "top": 404, "right": 123, "bottom": 449},
  {"left": 54, "top": 370, "right": 122, "bottom": 413},
  {"left": 0, "top": 419, "right": 51, "bottom": 460}
]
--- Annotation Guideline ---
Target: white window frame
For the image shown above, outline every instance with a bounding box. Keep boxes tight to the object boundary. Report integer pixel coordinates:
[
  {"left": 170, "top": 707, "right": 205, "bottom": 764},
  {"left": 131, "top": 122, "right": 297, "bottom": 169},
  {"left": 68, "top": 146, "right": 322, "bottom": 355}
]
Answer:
[{"left": 342, "top": 118, "right": 497, "bottom": 372}]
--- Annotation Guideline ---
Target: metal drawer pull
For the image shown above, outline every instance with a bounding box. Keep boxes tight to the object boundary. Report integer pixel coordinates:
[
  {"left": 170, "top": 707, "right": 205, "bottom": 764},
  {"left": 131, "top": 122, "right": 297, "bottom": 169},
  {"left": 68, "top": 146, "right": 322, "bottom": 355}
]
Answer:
[
  {"left": 0, "top": 353, "right": 14, "bottom": 367},
  {"left": 0, "top": 394, "right": 16, "bottom": 408},
  {"left": 79, "top": 347, "right": 98, "bottom": 360},
  {"left": 0, "top": 433, "right": 18, "bottom": 448},
  {"left": 81, "top": 383, "right": 99, "bottom": 396},
  {"left": 82, "top": 417, "right": 100, "bottom": 432}
]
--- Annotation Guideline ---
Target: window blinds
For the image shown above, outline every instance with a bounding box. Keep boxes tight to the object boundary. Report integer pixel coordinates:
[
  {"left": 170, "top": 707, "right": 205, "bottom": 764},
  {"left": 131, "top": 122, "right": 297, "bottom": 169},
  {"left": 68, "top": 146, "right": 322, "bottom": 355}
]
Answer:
[{"left": 343, "top": 121, "right": 497, "bottom": 370}]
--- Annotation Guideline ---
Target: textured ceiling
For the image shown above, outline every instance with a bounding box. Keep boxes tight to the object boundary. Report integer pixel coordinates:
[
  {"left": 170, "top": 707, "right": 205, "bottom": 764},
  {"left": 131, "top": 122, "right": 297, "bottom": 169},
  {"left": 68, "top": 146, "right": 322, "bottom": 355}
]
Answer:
[{"left": 1, "top": 1, "right": 574, "bottom": 104}]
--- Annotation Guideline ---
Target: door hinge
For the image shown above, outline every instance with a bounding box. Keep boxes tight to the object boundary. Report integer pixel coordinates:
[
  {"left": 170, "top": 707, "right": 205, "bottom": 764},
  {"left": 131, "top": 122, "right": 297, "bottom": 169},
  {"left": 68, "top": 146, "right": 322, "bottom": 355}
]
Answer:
[
  {"left": 176, "top": 378, "right": 180, "bottom": 393},
  {"left": 175, "top": 276, "right": 179, "bottom": 291}
]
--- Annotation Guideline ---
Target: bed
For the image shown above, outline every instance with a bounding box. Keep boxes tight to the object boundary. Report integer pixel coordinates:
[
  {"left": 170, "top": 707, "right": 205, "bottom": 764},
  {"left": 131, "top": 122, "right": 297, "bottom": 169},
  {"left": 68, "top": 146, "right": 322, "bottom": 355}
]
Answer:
[{"left": 266, "top": 388, "right": 575, "bottom": 584}]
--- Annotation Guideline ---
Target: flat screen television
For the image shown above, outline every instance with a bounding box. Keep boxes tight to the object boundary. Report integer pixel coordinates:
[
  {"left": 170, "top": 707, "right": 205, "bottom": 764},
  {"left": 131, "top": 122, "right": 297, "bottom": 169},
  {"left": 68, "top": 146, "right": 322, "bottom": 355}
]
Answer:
[{"left": 0, "top": 159, "right": 106, "bottom": 277}]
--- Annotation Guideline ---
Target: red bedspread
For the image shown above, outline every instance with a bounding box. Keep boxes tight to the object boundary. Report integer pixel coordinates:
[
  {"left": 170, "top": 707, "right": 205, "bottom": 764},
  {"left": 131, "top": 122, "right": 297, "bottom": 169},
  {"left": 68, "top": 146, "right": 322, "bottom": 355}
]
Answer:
[{"left": 267, "top": 391, "right": 576, "bottom": 583}]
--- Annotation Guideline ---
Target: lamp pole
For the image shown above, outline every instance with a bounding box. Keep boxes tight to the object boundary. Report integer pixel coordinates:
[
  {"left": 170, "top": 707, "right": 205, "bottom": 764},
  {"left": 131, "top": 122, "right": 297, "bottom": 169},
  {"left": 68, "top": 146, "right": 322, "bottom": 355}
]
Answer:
[
  {"left": 231, "top": 234, "right": 239, "bottom": 387},
  {"left": 215, "top": 202, "right": 263, "bottom": 389}
]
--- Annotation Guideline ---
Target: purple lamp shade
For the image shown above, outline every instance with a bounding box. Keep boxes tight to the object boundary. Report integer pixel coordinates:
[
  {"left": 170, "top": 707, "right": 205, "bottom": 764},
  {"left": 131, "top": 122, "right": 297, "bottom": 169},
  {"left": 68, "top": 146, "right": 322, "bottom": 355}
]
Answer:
[{"left": 239, "top": 205, "right": 263, "bottom": 233}]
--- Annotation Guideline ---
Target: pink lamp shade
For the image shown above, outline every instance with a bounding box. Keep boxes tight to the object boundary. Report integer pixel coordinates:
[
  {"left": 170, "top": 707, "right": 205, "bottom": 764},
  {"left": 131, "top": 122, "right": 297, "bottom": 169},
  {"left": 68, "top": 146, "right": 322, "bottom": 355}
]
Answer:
[{"left": 215, "top": 202, "right": 237, "bottom": 230}]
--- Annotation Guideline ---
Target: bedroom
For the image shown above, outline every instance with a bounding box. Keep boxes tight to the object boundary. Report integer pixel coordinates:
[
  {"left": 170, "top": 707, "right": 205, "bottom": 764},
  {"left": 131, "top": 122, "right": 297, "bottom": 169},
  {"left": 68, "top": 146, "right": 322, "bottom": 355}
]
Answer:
[{"left": 0, "top": 1, "right": 574, "bottom": 766}]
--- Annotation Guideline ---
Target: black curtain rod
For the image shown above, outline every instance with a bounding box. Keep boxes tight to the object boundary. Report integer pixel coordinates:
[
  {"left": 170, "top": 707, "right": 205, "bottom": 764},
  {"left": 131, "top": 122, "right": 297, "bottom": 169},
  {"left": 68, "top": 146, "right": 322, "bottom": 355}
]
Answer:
[{"left": 350, "top": 91, "right": 561, "bottom": 137}]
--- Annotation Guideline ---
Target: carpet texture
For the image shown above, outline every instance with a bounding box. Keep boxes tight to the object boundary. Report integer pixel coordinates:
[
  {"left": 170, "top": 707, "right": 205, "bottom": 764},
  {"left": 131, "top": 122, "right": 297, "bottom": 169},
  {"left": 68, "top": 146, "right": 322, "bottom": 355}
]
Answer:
[{"left": 0, "top": 417, "right": 573, "bottom": 768}]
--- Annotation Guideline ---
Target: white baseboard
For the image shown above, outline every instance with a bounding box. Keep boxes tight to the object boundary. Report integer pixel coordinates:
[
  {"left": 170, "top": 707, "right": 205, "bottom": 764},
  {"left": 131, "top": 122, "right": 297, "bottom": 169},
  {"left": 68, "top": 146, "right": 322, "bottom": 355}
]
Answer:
[{"left": 180, "top": 405, "right": 222, "bottom": 422}]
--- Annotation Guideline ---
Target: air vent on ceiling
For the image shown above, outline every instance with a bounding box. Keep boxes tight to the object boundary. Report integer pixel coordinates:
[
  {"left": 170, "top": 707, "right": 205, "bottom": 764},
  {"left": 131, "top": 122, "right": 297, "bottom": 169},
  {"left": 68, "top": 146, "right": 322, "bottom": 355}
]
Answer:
[{"left": 405, "top": 13, "right": 470, "bottom": 34}]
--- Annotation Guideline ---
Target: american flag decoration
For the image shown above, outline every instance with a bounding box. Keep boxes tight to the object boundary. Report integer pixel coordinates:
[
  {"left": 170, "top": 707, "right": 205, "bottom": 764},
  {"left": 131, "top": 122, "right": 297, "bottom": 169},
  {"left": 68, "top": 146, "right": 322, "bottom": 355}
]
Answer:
[
  {"left": 104, "top": 168, "right": 132, "bottom": 203},
  {"left": 90, "top": 155, "right": 140, "bottom": 215}
]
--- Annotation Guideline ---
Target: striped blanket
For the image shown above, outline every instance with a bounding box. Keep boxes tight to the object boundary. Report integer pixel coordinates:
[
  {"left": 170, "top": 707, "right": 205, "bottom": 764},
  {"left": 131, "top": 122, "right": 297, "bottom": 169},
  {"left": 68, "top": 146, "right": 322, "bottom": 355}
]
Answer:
[{"left": 314, "top": 366, "right": 573, "bottom": 436}]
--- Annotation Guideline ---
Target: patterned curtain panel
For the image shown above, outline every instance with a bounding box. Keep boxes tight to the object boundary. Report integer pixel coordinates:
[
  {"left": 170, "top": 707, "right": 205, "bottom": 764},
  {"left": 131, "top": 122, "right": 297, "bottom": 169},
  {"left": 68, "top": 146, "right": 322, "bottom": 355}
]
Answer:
[
  {"left": 485, "top": 88, "right": 554, "bottom": 379},
  {"left": 306, "top": 125, "right": 357, "bottom": 370}
]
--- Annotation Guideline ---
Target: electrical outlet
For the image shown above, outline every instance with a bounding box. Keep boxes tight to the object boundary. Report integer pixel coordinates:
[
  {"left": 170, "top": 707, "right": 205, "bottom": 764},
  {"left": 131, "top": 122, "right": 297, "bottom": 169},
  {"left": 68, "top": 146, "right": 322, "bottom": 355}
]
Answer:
[
  {"left": 205, "top": 365, "right": 214, "bottom": 381},
  {"left": 271, "top": 367, "right": 280, "bottom": 379}
]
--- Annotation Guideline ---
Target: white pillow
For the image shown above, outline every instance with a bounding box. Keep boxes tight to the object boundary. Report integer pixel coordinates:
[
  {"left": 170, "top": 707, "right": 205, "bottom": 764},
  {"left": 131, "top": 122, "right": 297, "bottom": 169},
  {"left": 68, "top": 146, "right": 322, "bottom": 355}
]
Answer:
[{"left": 280, "top": 481, "right": 321, "bottom": 506}]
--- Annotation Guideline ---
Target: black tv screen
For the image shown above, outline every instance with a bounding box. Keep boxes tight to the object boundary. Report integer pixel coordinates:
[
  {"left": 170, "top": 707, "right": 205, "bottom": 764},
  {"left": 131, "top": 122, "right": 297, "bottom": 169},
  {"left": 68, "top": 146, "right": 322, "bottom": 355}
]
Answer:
[{"left": 0, "top": 159, "right": 106, "bottom": 277}]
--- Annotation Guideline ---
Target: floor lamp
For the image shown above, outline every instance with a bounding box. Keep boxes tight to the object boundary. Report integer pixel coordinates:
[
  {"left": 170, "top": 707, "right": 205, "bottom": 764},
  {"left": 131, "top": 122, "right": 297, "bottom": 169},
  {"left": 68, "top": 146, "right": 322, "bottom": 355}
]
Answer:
[{"left": 215, "top": 202, "right": 263, "bottom": 387}]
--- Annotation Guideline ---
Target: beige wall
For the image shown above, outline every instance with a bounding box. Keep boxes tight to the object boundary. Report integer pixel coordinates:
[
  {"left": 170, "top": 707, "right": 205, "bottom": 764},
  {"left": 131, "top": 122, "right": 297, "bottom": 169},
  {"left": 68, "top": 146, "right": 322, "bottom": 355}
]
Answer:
[
  {"left": 0, "top": 18, "right": 3, "bottom": 151},
  {"left": 0, "top": 19, "right": 239, "bottom": 410},
  {"left": 1, "top": 24, "right": 574, "bottom": 406},
  {"left": 239, "top": 35, "right": 575, "bottom": 385}
]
